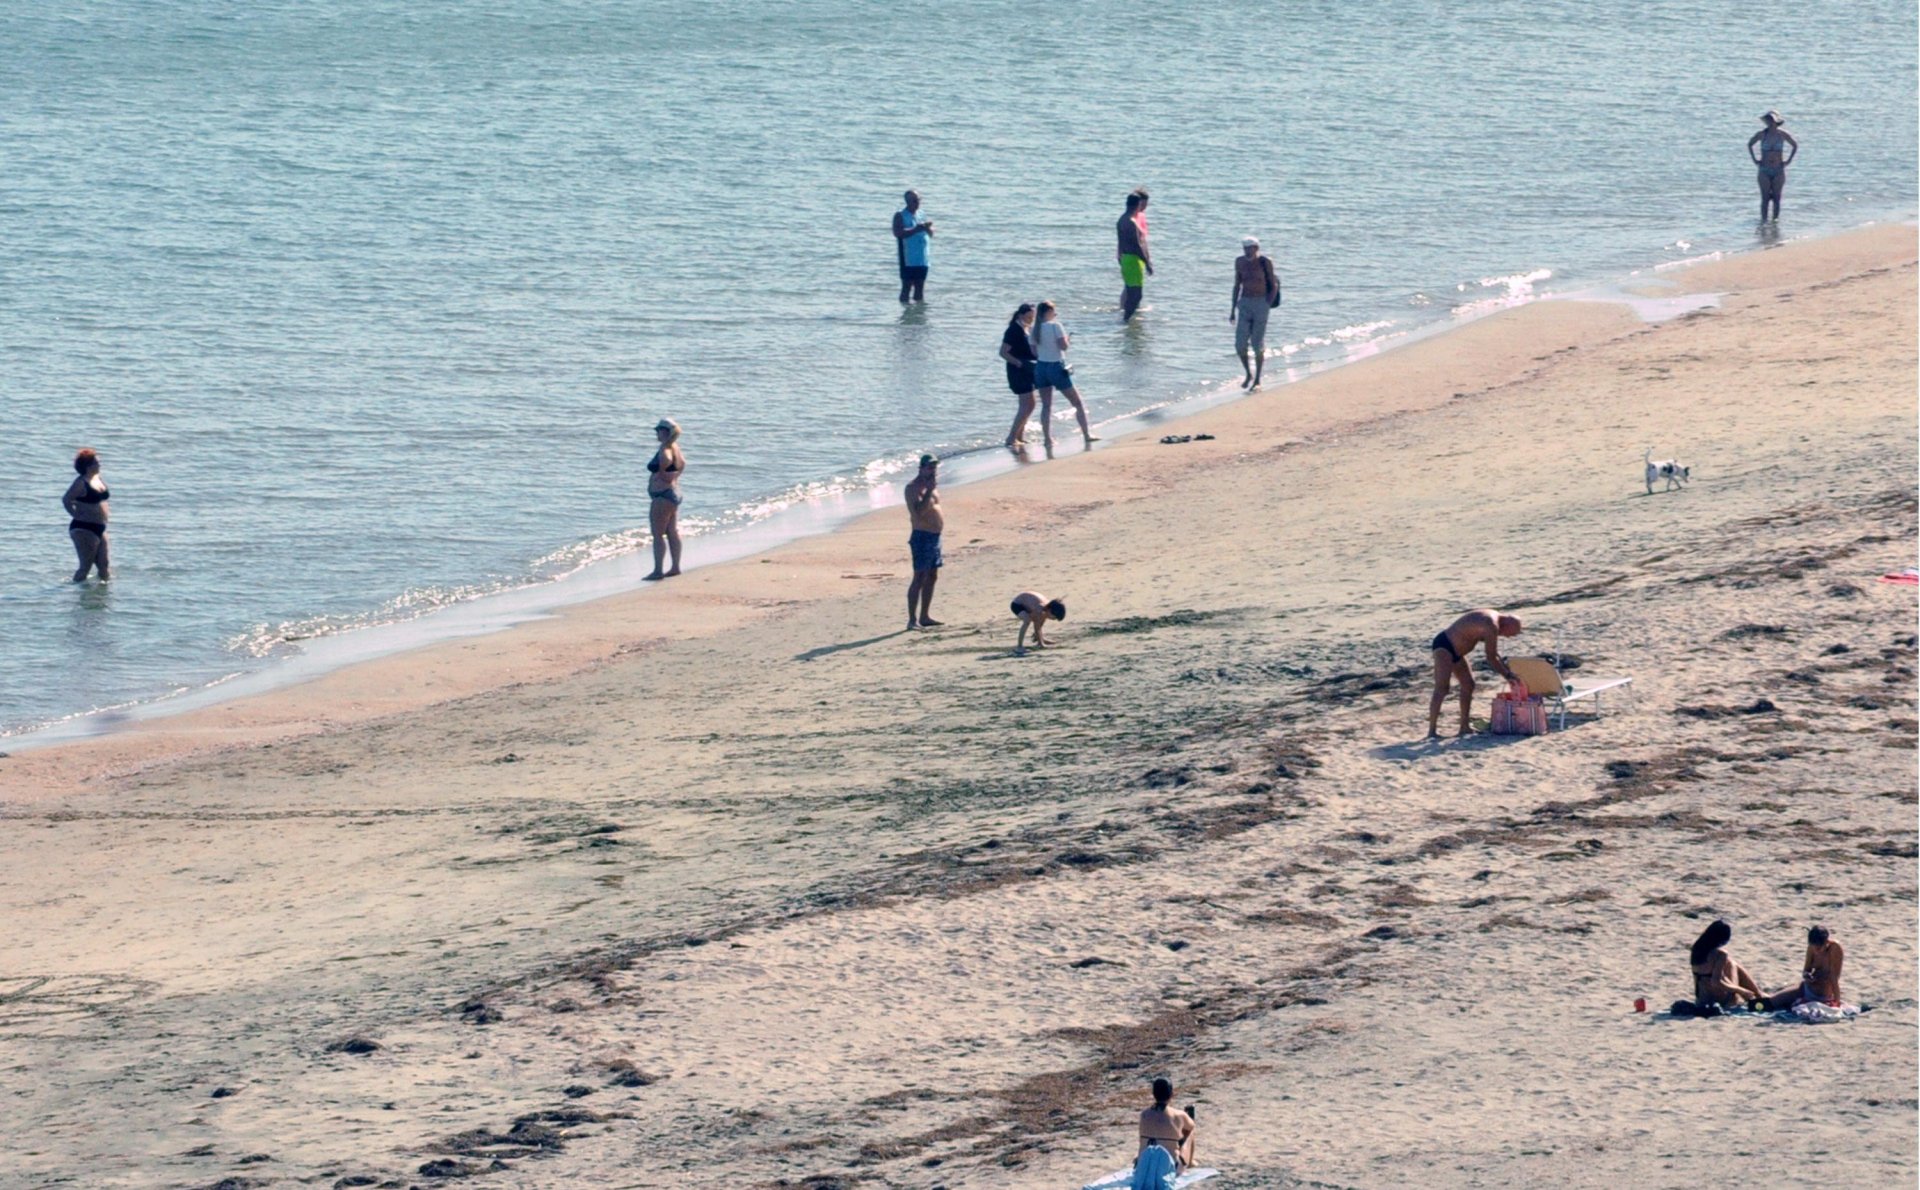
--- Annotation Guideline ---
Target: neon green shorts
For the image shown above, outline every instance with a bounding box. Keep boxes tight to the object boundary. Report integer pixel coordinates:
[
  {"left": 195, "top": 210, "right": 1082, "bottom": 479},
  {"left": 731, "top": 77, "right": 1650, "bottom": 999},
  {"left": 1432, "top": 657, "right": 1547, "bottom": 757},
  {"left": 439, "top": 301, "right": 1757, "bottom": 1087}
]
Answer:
[{"left": 1120, "top": 253, "right": 1146, "bottom": 288}]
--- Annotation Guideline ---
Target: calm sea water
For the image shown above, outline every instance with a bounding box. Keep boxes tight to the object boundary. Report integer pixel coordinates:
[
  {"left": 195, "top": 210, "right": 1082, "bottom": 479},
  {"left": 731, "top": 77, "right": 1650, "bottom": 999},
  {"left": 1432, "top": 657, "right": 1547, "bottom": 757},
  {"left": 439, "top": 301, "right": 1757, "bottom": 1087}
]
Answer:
[{"left": 2, "top": 0, "right": 1915, "bottom": 738}]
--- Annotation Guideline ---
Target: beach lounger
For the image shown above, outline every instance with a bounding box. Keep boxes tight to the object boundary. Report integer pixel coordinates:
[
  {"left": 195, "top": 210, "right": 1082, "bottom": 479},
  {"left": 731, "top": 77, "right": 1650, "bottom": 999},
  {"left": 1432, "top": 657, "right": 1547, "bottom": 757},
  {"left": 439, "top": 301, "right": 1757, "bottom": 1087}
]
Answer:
[{"left": 1508, "top": 655, "right": 1634, "bottom": 731}]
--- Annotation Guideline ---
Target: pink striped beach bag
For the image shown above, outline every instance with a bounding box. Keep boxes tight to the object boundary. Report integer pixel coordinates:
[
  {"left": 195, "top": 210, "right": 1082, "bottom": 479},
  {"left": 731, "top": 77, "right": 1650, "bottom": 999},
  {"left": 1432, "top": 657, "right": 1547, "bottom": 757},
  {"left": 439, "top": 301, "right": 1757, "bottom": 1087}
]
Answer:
[{"left": 1490, "top": 680, "right": 1549, "bottom": 736}]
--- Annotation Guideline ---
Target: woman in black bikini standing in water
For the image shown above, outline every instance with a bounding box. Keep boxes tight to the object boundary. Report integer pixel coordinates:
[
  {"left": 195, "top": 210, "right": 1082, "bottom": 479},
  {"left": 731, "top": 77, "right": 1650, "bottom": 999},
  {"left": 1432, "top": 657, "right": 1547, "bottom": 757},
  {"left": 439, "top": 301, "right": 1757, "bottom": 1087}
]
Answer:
[
  {"left": 1748, "top": 110, "right": 1797, "bottom": 224},
  {"left": 63, "top": 448, "right": 111, "bottom": 583},
  {"left": 645, "top": 418, "right": 685, "bottom": 580}
]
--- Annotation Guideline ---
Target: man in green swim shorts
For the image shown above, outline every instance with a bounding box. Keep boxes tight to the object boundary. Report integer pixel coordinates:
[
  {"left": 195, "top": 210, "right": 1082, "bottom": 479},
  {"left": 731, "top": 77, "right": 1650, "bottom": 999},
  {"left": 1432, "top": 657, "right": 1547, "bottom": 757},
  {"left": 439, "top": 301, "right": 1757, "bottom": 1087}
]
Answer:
[{"left": 1117, "top": 189, "right": 1152, "bottom": 322}]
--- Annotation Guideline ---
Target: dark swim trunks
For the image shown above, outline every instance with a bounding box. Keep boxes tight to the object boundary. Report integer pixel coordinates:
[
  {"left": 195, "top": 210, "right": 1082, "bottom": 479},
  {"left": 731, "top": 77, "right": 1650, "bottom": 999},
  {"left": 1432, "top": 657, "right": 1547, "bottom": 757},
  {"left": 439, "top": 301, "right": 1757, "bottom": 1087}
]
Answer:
[
  {"left": 1432, "top": 631, "right": 1461, "bottom": 663},
  {"left": 909, "top": 529, "right": 942, "bottom": 571},
  {"left": 1011, "top": 600, "right": 1026, "bottom": 618}
]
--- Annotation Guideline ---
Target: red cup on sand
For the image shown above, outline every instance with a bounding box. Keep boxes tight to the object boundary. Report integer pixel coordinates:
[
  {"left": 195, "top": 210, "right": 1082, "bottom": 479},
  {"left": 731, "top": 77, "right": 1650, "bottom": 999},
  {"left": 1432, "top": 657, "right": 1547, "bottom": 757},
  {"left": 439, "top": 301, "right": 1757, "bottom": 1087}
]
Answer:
[{"left": 1634, "top": 998, "right": 1647, "bottom": 1013}]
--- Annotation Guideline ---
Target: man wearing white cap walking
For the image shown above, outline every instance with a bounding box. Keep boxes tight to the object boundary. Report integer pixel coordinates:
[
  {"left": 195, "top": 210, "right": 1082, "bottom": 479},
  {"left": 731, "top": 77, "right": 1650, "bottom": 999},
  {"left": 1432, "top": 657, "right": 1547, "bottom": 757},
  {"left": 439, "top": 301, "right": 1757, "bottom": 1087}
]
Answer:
[{"left": 1229, "top": 236, "right": 1281, "bottom": 390}]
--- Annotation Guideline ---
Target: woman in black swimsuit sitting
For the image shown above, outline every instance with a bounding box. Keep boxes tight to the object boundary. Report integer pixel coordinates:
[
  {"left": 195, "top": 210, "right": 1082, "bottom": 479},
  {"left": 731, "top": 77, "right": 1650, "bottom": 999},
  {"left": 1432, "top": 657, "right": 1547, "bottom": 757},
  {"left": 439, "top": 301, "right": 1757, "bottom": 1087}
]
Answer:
[
  {"left": 62, "top": 447, "right": 111, "bottom": 583},
  {"left": 645, "top": 418, "right": 685, "bottom": 581}
]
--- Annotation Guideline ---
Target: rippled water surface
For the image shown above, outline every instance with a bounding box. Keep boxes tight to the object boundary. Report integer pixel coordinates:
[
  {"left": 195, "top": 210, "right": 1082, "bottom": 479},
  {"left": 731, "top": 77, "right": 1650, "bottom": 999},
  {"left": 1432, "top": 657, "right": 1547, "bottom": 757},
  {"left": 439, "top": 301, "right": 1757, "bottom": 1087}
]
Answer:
[{"left": 2, "top": 0, "right": 1915, "bottom": 735}]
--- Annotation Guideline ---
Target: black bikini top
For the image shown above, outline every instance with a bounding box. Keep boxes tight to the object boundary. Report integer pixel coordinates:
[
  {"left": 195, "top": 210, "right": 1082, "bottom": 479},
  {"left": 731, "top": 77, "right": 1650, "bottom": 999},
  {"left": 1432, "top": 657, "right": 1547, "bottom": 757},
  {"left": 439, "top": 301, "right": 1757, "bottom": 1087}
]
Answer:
[
  {"left": 74, "top": 484, "right": 109, "bottom": 504},
  {"left": 647, "top": 454, "right": 680, "bottom": 474}
]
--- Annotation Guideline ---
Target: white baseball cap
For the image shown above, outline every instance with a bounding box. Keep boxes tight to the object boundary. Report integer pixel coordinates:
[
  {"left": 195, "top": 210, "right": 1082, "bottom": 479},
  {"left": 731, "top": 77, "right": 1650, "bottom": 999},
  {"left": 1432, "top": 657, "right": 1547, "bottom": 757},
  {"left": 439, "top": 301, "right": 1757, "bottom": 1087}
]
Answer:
[{"left": 1241, "top": 236, "right": 1260, "bottom": 248}]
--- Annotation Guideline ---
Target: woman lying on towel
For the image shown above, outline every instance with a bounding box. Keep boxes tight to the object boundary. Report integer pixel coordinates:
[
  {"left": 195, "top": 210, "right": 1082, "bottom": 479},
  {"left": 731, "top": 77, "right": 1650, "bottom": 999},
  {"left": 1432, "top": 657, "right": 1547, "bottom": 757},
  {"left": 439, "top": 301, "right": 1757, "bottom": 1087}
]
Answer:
[
  {"left": 1762, "top": 925, "right": 1843, "bottom": 1010},
  {"left": 1689, "top": 919, "right": 1763, "bottom": 1010}
]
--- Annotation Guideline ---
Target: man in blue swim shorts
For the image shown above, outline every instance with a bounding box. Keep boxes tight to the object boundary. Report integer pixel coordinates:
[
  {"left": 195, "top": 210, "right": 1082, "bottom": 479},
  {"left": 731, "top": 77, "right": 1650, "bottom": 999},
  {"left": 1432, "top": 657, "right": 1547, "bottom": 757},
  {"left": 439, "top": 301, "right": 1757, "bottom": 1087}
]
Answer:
[{"left": 905, "top": 453, "right": 944, "bottom": 628}]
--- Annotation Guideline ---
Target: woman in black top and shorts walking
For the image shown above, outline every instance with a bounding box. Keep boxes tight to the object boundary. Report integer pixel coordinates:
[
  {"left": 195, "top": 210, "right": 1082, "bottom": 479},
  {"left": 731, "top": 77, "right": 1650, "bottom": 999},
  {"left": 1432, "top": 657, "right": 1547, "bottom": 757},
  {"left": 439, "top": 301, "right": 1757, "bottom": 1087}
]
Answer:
[{"left": 999, "top": 303, "right": 1038, "bottom": 449}]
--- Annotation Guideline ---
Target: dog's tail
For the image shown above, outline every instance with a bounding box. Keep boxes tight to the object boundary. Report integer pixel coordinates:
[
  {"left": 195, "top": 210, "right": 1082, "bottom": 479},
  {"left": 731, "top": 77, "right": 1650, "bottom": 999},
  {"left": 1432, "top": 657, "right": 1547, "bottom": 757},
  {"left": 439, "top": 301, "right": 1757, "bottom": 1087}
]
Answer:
[{"left": 1644, "top": 446, "right": 1654, "bottom": 462}]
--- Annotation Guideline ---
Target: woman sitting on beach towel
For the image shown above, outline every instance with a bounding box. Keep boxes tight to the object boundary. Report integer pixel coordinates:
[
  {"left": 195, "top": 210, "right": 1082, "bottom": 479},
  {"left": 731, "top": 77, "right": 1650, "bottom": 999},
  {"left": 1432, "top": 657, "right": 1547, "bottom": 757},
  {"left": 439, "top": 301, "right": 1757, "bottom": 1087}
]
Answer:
[
  {"left": 1138, "top": 1077, "right": 1195, "bottom": 1172},
  {"left": 1689, "top": 919, "right": 1762, "bottom": 1010},
  {"left": 1762, "top": 925, "right": 1844, "bottom": 1010}
]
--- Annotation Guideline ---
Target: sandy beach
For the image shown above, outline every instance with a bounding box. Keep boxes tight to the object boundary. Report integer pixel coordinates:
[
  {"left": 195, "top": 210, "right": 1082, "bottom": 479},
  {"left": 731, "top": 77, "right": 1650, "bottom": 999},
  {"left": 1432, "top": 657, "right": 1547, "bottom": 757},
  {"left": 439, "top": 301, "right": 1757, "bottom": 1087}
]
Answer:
[{"left": 2, "top": 224, "right": 1914, "bottom": 1189}]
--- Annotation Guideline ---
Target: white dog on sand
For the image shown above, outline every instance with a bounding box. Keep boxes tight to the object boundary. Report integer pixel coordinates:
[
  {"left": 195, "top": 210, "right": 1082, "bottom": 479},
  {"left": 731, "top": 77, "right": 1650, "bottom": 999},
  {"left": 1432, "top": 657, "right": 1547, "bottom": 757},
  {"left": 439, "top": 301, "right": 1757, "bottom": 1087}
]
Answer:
[{"left": 1644, "top": 448, "right": 1690, "bottom": 494}]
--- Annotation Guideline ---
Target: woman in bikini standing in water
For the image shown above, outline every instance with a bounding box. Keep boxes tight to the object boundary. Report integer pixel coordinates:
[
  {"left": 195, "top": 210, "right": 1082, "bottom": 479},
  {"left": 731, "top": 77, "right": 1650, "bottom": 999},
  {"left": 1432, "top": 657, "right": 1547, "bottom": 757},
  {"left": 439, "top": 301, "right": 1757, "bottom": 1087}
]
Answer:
[
  {"left": 63, "top": 448, "right": 111, "bottom": 583},
  {"left": 1747, "top": 110, "right": 1797, "bottom": 224},
  {"left": 645, "top": 418, "right": 685, "bottom": 580}
]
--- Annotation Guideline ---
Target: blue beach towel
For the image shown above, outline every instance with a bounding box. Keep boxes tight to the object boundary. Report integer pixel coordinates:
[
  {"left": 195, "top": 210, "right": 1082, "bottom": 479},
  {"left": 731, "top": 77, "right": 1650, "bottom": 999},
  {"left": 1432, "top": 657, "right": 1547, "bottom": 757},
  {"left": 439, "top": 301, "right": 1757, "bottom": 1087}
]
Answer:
[
  {"left": 1131, "top": 1143, "right": 1177, "bottom": 1190},
  {"left": 1081, "top": 1162, "right": 1219, "bottom": 1190}
]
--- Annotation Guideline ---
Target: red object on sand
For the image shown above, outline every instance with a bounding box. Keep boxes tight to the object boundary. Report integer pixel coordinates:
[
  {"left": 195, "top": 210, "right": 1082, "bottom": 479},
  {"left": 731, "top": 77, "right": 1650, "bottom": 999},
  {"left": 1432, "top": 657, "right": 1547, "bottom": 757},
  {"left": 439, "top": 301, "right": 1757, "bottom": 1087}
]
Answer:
[
  {"left": 1879, "top": 569, "right": 1919, "bottom": 585},
  {"left": 1634, "top": 998, "right": 1647, "bottom": 1013}
]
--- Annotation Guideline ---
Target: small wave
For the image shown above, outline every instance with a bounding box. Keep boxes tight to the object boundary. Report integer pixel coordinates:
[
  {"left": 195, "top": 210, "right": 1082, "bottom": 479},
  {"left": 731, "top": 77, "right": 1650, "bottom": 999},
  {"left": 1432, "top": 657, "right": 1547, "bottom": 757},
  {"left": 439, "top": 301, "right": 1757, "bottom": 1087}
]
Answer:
[
  {"left": 1449, "top": 266, "right": 1554, "bottom": 317},
  {"left": 1330, "top": 319, "right": 1396, "bottom": 342},
  {"left": 1654, "top": 250, "right": 1724, "bottom": 273},
  {"left": 0, "top": 683, "right": 196, "bottom": 740},
  {"left": 223, "top": 580, "right": 521, "bottom": 659},
  {"left": 1461, "top": 267, "right": 1553, "bottom": 294}
]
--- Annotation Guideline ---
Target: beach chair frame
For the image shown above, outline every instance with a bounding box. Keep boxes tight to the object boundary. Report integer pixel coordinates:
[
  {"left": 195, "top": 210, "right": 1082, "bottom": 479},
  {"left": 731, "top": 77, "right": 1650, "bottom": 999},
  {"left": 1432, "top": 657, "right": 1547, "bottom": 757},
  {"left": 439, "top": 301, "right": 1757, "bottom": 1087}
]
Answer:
[{"left": 1509, "top": 654, "right": 1635, "bottom": 731}]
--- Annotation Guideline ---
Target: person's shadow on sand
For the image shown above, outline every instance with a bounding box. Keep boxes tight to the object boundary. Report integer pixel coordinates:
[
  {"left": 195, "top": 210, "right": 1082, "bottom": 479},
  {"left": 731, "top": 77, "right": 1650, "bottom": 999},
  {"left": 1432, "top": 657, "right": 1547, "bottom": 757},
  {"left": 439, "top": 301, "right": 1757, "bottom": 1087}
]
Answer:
[
  {"left": 794, "top": 630, "right": 908, "bottom": 662},
  {"left": 1372, "top": 734, "right": 1527, "bottom": 760}
]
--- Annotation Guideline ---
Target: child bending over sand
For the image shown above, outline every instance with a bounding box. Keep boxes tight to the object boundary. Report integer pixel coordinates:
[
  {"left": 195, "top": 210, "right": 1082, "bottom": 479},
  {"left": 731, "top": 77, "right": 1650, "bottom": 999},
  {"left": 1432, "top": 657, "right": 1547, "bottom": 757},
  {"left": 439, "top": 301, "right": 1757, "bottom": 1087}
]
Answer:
[{"left": 1011, "top": 591, "right": 1066, "bottom": 653}]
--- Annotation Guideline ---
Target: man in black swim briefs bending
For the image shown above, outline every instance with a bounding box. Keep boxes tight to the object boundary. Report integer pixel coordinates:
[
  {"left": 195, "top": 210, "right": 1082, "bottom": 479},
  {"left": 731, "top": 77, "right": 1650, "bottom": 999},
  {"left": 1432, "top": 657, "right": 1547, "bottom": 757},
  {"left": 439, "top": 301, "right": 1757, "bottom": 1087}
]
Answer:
[{"left": 1428, "top": 609, "right": 1522, "bottom": 738}]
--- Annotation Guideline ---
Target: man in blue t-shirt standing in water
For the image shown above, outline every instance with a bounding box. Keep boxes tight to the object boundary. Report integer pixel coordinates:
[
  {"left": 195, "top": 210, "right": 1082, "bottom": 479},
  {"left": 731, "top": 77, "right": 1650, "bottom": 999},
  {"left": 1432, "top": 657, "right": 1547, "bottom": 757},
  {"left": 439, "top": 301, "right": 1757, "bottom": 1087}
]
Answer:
[{"left": 893, "top": 189, "right": 934, "bottom": 303}]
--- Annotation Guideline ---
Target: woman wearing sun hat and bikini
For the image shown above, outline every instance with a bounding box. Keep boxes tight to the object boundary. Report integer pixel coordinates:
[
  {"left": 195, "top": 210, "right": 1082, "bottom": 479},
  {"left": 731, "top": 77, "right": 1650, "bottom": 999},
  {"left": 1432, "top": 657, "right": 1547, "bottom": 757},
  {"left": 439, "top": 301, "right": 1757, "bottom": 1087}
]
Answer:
[
  {"left": 645, "top": 418, "right": 685, "bottom": 580},
  {"left": 1747, "top": 110, "right": 1798, "bottom": 224}
]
